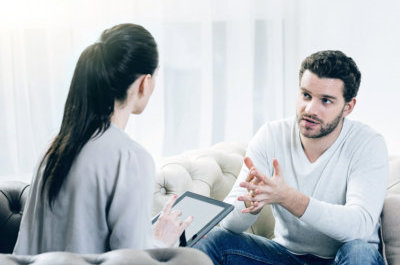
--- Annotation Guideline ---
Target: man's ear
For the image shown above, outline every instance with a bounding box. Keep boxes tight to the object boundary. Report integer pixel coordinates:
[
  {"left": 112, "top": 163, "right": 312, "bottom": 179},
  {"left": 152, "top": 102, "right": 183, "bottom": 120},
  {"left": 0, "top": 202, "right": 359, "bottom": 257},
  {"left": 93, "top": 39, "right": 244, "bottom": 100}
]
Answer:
[
  {"left": 343, "top": 97, "right": 356, "bottom": 117},
  {"left": 138, "top": 74, "right": 152, "bottom": 95}
]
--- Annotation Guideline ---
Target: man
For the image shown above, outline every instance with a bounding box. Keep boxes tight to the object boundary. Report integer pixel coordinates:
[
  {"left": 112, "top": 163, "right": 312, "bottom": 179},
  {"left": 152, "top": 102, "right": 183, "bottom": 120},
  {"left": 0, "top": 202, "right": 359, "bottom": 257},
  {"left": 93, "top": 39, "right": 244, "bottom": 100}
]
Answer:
[{"left": 195, "top": 50, "right": 388, "bottom": 264}]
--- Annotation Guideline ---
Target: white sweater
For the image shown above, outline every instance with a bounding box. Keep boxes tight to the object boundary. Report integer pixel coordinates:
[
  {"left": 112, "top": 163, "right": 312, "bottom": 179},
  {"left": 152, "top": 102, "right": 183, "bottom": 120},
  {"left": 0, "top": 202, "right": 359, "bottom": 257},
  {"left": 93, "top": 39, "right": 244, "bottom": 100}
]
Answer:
[{"left": 220, "top": 117, "right": 389, "bottom": 258}]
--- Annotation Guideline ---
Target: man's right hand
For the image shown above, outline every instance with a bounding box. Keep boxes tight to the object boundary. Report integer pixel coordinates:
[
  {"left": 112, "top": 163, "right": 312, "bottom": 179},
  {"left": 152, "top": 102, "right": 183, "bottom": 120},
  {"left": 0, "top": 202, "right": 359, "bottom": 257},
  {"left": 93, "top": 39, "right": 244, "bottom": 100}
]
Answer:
[{"left": 239, "top": 157, "right": 265, "bottom": 215}]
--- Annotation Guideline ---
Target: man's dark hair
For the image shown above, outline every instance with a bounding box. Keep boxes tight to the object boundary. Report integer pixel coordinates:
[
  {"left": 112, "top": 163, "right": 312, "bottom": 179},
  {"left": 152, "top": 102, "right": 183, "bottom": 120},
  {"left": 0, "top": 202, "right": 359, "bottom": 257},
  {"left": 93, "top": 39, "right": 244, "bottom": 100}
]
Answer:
[{"left": 299, "top": 50, "right": 361, "bottom": 102}]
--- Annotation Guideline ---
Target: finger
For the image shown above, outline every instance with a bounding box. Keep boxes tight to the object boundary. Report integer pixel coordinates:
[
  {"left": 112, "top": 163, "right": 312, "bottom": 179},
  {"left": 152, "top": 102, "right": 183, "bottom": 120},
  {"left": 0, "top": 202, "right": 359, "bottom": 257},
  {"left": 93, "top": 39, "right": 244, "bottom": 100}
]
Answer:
[
  {"left": 170, "top": 210, "right": 182, "bottom": 218},
  {"left": 249, "top": 168, "right": 273, "bottom": 186},
  {"left": 250, "top": 168, "right": 268, "bottom": 184},
  {"left": 237, "top": 194, "right": 254, "bottom": 202},
  {"left": 273, "top": 159, "right": 282, "bottom": 177},
  {"left": 240, "top": 182, "right": 263, "bottom": 192},
  {"left": 162, "top": 194, "right": 177, "bottom": 214},
  {"left": 241, "top": 203, "right": 257, "bottom": 213},
  {"left": 250, "top": 175, "right": 262, "bottom": 185},
  {"left": 240, "top": 181, "right": 251, "bottom": 189},
  {"left": 241, "top": 205, "right": 254, "bottom": 213},
  {"left": 181, "top": 216, "right": 193, "bottom": 231},
  {"left": 244, "top": 157, "right": 256, "bottom": 182},
  {"left": 251, "top": 194, "right": 270, "bottom": 203},
  {"left": 241, "top": 201, "right": 262, "bottom": 214},
  {"left": 246, "top": 172, "right": 256, "bottom": 183},
  {"left": 244, "top": 157, "right": 254, "bottom": 170},
  {"left": 248, "top": 189, "right": 255, "bottom": 197}
]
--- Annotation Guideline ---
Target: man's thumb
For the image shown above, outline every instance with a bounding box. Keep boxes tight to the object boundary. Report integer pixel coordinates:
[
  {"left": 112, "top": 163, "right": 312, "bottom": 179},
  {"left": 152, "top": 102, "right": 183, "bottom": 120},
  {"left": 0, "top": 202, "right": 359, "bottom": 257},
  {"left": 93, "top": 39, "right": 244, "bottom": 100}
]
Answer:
[
  {"left": 273, "top": 159, "right": 282, "bottom": 177},
  {"left": 244, "top": 157, "right": 254, "bottom": 170}
]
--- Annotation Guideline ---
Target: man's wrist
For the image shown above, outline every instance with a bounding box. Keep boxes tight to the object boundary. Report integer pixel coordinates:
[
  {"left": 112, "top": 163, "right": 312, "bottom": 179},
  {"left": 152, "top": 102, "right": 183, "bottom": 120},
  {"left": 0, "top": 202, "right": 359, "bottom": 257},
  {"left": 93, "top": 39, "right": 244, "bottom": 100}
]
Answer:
[{"left": 280, "top": 186, "right": 310, "bottom": 218}]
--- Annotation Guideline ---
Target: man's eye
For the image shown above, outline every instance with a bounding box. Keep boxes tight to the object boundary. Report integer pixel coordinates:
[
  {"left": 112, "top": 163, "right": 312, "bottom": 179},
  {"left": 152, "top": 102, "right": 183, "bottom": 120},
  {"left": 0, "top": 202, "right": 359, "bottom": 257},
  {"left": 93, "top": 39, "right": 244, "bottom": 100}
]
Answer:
[
  {"left": 322, "top": 98, "right": 332, "bottom": 104},
  {"left": 303, "top": 93, "right": 311, "bottom": 99}
]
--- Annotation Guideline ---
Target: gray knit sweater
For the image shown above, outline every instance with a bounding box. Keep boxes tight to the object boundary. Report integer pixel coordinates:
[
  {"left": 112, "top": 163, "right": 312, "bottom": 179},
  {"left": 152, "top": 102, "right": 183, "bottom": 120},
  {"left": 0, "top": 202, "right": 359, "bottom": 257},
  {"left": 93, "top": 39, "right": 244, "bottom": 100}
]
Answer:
[{"left": 14, "top": 124, "right": 158, "bottom": 254}]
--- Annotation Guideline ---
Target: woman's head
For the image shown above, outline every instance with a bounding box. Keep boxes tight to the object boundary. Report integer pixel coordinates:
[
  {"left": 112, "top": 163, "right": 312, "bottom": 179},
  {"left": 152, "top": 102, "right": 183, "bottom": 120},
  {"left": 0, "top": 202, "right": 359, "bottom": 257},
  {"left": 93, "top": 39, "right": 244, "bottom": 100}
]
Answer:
[
  {"left": 67, "top": 23, "right": 158, "bottom": 128},
  {"left": 41, "top": 23, "right": 158, "bottom": 207}
]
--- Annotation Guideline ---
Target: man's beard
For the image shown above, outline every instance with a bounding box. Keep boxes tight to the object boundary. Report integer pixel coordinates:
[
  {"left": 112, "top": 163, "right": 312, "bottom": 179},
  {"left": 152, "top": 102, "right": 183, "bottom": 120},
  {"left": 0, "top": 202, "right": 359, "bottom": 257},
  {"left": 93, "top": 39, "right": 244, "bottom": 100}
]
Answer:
[{"left": 297, "top": 107, "right": 345, "bottom": 139}]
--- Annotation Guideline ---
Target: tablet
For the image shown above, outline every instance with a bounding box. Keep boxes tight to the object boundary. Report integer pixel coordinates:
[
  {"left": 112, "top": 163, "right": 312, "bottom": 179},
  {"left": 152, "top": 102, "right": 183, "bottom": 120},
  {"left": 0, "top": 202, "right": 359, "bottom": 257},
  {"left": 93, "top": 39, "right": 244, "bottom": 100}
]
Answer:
[{"left": 152, "top": 191, "right": 234, "bottom": 247}]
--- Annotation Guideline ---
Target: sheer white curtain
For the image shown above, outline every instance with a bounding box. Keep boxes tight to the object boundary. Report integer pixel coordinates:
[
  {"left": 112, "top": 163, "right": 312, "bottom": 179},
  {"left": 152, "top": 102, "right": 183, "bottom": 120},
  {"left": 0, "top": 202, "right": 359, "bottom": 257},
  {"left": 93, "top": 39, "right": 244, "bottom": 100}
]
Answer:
[
  {"left": 0, "top": 0, "right": 298, "bottom": 181},
  {"left": 296, "top": 0, "right": 400, "bottom": 156}
]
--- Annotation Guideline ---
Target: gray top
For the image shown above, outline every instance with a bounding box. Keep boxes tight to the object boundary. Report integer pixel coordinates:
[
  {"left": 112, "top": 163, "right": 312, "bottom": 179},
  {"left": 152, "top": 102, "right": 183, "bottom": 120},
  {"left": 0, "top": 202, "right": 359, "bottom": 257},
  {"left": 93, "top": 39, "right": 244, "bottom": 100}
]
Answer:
[
  {"left": 14, "top": 124, "right": 156, "bottom": 254},
  {"left": 221, "top": 117, "right": 389, "bottom": 258}
]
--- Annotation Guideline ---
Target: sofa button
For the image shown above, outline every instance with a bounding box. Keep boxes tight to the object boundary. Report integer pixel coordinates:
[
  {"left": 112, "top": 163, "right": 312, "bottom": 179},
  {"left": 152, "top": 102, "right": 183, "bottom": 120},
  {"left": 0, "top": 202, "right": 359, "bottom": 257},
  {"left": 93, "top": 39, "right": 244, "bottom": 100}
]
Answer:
[{"left": 160, "top": 187, "right": 167, "bottom": 195}]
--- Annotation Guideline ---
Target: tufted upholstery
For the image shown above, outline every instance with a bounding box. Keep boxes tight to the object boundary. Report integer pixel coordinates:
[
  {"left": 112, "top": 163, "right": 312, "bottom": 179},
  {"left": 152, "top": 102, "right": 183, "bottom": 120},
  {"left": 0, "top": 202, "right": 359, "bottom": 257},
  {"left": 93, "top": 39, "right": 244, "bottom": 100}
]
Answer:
[
  {"left": 153, "top": 142, "right": 276, "bottom": 239},
  {"left": 0, "top": 181, "right": 30, "bottom": 253},
  {"left": 383, "top": 156, "right": 400, "bottom": 265}
]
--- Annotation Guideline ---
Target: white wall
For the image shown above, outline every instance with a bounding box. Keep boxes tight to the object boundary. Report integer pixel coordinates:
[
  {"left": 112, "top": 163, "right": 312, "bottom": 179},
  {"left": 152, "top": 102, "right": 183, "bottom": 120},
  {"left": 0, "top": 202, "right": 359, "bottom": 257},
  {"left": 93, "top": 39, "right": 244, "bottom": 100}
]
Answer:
[
  {"left": 1, "top": 0, "right": 399, "bottom": 182},
  {"left": 296, "top": 0, "right": 400, "bottom": 154}
]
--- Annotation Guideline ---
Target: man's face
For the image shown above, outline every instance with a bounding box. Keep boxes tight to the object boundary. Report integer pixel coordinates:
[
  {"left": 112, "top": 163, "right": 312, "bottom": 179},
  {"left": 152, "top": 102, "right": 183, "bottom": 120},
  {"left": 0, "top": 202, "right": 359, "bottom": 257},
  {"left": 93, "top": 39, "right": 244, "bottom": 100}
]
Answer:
[{"left": 296, "top": 70, "right": 349, "bottom": 139}]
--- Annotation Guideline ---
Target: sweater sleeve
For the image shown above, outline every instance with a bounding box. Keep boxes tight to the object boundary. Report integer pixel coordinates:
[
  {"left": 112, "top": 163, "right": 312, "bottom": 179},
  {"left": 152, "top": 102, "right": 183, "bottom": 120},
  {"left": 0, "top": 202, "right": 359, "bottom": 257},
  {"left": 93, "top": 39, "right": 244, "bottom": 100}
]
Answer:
[
  {"left": 107, "top": 148, "right": 156, "bottom": 250},
  {"left": 220, "top": 124, "right": 272, "bottom": 233},
  {"left": 300, "top": 135, "right": 389, "bottom": 242}
]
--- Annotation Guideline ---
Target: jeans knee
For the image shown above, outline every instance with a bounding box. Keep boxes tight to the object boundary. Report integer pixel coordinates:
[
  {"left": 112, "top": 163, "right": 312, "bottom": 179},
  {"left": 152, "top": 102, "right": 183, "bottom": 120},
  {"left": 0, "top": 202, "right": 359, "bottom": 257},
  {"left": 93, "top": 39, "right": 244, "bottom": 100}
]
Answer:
[
  {"left": 335, "top": 240, "right": 384, "bottom": 265},
  {"left": 197, "top": 227, "right": 235, "bottom": 247},
  {"left": 193, "top": 227, "right": 238, "bottom": 265},
  {"left": 340, "top": 240, "right": 374, "bottom": 255},
  {"left": 193, "top": 228, "right": 227, "bottom": 253}
]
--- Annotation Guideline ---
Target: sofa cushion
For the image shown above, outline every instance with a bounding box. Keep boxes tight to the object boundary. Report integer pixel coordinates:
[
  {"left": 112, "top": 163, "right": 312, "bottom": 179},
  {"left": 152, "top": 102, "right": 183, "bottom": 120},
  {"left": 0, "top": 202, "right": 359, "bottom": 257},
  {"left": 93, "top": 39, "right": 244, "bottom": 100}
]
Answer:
[
  {"left": 388, "top": 157, "right": 400, "bottom": 195},
  {"left": 381, "top": 194, "right": 400, "bottom": 265}
]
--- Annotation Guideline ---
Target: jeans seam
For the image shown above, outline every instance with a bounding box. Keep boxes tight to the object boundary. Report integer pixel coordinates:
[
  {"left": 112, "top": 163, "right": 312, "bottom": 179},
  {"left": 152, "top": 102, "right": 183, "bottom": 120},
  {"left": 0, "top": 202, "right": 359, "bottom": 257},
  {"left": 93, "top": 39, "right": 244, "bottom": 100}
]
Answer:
[{"left": 222, "top": 249, "right": 280, "bottom": 265}]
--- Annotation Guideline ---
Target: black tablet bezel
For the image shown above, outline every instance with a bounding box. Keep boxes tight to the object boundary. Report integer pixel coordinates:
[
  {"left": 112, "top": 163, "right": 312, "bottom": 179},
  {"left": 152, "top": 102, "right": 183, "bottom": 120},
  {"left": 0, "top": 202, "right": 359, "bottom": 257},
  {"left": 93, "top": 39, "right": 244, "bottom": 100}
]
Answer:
[{"left": 152, "top": 191, "right": 234, "bottom": 247}]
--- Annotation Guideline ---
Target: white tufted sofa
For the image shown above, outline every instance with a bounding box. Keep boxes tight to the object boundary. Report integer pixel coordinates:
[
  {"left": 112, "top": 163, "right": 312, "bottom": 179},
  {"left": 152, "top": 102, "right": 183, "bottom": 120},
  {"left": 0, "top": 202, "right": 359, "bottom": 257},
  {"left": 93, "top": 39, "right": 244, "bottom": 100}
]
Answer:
[{"left": 154, "top": 142, "right": 400, "bottom": 265}]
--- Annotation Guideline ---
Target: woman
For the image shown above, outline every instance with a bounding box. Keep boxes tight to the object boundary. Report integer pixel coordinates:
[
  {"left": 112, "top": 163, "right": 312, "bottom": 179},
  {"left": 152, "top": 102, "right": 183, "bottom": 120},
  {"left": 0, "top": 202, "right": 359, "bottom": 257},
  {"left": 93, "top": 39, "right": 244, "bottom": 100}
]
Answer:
[{"left": 14, "top": 23, "right": 192, "bottom": 254}]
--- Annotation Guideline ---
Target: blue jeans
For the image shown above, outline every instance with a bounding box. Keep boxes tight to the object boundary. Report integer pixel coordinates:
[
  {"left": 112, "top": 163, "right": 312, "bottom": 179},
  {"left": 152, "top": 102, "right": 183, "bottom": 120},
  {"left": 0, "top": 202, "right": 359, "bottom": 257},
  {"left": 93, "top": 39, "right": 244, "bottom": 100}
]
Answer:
[{"left": 194, "top": 227, "right": 384, "bottom": 265}]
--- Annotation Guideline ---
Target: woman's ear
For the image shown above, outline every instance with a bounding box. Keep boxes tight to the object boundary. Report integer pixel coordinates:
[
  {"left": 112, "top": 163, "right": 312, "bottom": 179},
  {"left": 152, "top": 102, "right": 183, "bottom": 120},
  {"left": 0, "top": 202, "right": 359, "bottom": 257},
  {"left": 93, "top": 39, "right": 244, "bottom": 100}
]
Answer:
[{"left": 138, "top": 74, "right": 152, "bottom": 95}]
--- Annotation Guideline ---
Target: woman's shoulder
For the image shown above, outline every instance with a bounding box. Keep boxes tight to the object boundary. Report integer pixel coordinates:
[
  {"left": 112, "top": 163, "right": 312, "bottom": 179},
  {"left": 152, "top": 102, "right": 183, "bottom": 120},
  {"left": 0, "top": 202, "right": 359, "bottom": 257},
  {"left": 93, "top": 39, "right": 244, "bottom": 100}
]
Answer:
[{"left": 82, "top": 124, "right": 152, "bottom": 162}]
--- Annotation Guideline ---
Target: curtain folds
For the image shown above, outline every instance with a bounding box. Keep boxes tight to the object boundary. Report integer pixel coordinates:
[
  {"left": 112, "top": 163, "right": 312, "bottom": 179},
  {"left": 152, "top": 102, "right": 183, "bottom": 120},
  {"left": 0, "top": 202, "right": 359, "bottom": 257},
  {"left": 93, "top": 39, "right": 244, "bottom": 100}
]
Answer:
[{"left": 0, "top": 0, "right": 296, "bottom": 181}]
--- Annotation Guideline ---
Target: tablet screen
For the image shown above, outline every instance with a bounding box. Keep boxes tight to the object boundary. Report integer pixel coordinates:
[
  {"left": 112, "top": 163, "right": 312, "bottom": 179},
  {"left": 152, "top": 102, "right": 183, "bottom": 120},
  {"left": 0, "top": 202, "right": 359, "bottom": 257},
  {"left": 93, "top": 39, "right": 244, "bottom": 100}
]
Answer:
[
  {"left": 172, "top": 196, "right": 225, "bottom": 241},
  {"left": 152, "top": 191, "right": 233, "bottom": 246}
]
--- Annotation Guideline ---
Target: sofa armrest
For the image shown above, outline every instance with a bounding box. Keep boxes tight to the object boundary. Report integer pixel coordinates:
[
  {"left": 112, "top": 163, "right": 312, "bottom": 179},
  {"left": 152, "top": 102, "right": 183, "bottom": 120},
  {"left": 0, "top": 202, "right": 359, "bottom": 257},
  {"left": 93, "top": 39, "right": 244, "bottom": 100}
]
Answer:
[
  {"left": 381, "top": 195, "right": 400, "bottom": 265},
  {"left": 153, "top": 142, "right": 247, "bottom": 215},
  {"left": 0, "top": 181, "right": 30, "bottom": 253}
]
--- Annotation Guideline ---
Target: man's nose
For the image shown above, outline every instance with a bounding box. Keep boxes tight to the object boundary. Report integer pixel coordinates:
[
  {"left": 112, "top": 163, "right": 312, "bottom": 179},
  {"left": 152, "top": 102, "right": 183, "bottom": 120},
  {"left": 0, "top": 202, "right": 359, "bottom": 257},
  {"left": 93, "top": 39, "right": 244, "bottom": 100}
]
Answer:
[{"left": 305, "top": 100, "right": 318, "bottom": 115}]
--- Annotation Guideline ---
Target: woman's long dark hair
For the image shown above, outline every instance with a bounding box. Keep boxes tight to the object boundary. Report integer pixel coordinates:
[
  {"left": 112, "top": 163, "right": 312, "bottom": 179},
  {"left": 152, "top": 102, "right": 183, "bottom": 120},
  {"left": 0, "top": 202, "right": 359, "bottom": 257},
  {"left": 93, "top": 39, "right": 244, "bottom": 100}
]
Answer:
[{"left": 40, "top": 23, "right": 158, "bottom": 208}]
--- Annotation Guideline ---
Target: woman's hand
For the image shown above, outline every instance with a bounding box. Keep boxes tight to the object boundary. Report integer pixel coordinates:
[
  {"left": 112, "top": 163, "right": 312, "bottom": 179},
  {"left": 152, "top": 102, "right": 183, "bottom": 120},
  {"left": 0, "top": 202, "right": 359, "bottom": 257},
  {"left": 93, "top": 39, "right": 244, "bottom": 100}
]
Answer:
[{"left": 153, "top": 195, "right": 193, "bottom": 247}]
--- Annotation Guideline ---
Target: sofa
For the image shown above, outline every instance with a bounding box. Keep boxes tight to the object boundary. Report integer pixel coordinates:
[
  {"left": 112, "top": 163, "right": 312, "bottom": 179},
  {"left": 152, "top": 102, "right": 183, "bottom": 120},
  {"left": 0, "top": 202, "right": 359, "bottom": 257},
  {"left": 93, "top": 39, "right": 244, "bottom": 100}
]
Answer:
[
  {"left": 153, "top": 142, "right": 400, "bottom": 265},
  {"left": 1, "top": 142, "right": 399, "bottom": 264}
]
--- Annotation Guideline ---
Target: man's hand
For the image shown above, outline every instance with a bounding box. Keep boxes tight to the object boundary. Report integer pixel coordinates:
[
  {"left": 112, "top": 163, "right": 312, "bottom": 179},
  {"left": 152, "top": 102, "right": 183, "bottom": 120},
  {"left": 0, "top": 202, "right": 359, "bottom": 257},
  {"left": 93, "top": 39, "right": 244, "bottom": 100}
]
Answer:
[
  {"left": 238, "top": 157, "right": 310, "bottom": 218},
  {"left": 239, "top": 157, "right": 264, "bottom": 214},
  {"left": 238, "top": 157, "right": 290, "bottom": 214}
]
